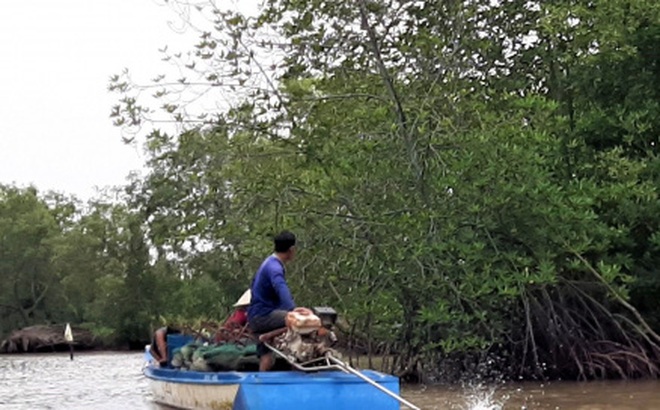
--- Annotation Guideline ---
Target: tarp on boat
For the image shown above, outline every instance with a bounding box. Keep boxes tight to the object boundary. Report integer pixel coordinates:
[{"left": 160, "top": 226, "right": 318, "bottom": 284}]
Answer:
[{"left": 171, "top": 340, "right": 260, "bottom": 372}]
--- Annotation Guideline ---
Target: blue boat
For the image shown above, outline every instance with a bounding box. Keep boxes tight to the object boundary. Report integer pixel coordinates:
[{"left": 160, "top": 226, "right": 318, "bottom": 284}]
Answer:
[
  {"left": 143, "top": 308, "right": 420, "bottom": 410},
  {"left": 143, "top": 335, "right": 418, "bottom": 409},
  {"left": 143, "top": 364, "right": 403, "bottom": 410}
]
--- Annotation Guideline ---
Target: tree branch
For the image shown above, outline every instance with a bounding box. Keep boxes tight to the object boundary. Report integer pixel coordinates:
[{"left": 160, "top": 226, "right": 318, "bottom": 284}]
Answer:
[
  {"left": 570, "top": 249, "right": 660, "bottom": 345},
  {"left": 357, "top": 0, "right": 422, "bottom": 179}
]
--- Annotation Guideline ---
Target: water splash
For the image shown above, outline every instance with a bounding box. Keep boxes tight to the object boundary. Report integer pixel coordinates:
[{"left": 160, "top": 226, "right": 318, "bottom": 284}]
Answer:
[{"left": 461, "top": 384, "right": 505, "bottom": 410}]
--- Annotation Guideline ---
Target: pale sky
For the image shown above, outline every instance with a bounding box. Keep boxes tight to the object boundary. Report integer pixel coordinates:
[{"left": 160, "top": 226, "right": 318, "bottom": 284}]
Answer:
[{"left": 0, "top": 1, "right": 224, "bottom": 200}]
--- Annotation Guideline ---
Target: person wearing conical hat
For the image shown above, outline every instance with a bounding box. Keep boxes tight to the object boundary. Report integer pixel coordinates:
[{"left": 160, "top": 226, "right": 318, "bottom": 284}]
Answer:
[
  {"left": 214, "top": 289, "right": 251, "bottom": 343},
  {"left": 226, "top": 289, "right": 251, "bottom": 327}
]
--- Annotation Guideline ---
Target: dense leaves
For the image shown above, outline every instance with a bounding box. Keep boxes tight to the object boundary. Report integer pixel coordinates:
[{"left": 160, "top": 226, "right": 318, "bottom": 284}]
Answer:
[{"left": 110, "top": 0, "right": 660, "bottom": 381}]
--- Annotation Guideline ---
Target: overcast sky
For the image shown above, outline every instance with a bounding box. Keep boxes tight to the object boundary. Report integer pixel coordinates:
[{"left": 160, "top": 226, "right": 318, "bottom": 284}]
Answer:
[{"left": 0, "top": 0, "right": 241, "bottom": 200}]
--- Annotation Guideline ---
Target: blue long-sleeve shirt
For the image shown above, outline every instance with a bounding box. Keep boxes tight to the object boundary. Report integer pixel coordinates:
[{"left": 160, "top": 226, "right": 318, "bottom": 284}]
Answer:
[{"left": 248, "top": 255, "right": 295, "bottom": 319}]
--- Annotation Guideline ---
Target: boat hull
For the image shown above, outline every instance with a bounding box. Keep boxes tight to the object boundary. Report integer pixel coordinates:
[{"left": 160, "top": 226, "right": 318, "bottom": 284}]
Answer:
[
  {"left": 143, "top": 365, "right": 401, "bottom": 410},
  {"left": 146, "top": 367, "right": 240, "bottom": 409}
]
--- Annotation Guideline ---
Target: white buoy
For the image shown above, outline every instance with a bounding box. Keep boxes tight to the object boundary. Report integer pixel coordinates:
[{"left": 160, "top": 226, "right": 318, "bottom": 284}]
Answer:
[
  {"left": 64, "top": 323, "right": 73, "bottom": 342},
  {"left": 64, "top": 323, "right": 74, "bottom": 360}
]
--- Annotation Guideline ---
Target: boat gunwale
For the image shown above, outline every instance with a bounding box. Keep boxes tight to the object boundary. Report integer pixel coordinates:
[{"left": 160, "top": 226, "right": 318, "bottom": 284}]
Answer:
[{"left": 143, "top": 364, "right": 397, "bottom": 386}]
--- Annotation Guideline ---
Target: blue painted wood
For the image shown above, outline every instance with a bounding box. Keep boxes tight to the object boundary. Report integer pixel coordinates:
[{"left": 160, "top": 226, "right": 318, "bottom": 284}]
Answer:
[
  {"left": 166, "top": 334, "right": 195, "bottom": 366},
  {"left": 233, "top": 370, "right": 401, "bottom": 410},
  {"left": 144, "top": 365, "right": 248, "bottom": 384},
  {"left": 144, "top": 365, "right": 401, "bottom": 410}
]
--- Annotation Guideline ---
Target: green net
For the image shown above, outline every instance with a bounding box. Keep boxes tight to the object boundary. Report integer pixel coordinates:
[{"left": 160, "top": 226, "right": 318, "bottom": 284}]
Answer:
[{"left": 171, "top": 342, "right": 259, "bottom": 372}]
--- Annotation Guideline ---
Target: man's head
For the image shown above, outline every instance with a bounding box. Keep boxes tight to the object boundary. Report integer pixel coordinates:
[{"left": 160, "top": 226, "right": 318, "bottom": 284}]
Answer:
[{"left": 274, "top": 230, "right": 296, "bottom": 262}]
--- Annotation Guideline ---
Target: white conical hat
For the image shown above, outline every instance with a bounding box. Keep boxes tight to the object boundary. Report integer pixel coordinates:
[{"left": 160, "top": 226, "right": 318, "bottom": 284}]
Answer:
[{"left": 233, "top": 289, "right": 251, "bottom": 307}]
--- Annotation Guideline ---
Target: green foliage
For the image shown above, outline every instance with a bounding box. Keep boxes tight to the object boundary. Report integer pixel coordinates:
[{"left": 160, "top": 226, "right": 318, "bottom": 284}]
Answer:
[
  {"left": 0, "top": 185, "right": 60, "bottom": 333},
  {"left": 102, "top": 0, "right": 660, "bottom": 380},
  {"left": 0, "top": 185, "right": 230, "bottom": 346}
]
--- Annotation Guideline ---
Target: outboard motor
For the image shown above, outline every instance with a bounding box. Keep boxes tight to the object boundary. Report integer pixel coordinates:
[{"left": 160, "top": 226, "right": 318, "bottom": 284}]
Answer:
[{"left": 269, "top": 306, "right": 338, "bottom": 363}]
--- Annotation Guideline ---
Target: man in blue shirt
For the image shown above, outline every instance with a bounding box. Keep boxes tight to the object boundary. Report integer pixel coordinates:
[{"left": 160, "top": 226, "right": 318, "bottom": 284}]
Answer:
[{"left": 248, "top": 231, "right": 297, "bottom": 371}]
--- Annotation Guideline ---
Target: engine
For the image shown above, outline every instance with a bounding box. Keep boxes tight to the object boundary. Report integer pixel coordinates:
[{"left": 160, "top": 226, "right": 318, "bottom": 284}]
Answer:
[{"left": 271, "top": 306, "right": 338, "bottom": 364}]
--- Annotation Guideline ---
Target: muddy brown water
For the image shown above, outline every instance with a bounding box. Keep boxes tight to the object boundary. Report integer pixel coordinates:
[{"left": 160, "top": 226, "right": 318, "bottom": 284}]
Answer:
[
  {"left": 402, "top": 380, "right": 660, "bottom": 409},
  {"left": 0, "top": 352, "right": 657, "bottom": 409}
]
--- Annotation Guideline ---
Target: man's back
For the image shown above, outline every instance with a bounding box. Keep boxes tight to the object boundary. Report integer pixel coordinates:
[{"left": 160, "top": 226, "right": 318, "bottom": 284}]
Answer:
[{"left": 248, "top": 255, "right": 295, "bottom": 319}]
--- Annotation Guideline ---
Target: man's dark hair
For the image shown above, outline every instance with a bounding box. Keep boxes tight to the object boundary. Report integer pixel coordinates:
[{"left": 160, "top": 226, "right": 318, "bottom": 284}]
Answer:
[{"left": 274, "top": 231, "right": 296, "bottom": 253}]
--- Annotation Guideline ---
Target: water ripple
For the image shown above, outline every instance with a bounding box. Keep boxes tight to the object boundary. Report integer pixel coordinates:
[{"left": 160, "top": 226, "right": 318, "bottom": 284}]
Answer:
[{"left": 0, "top": 352, "right": 152, "bottom": 410}]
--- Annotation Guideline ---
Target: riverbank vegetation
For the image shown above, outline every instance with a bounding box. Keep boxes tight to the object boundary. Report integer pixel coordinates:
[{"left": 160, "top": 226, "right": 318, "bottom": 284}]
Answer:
[{"left": 2, "top": 0, "right": 659, "bottom": 382}]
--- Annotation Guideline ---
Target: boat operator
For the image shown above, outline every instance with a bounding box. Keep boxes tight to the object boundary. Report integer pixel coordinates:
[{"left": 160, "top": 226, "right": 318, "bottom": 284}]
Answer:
[{"left": 248, "top": 230, "right": 297, "bottom": 371}]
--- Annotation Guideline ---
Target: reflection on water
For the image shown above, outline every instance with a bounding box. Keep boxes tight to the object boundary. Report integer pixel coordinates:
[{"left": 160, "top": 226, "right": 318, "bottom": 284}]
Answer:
[{"left": 0, "top": 352, "right": 658, "bottom": 409}]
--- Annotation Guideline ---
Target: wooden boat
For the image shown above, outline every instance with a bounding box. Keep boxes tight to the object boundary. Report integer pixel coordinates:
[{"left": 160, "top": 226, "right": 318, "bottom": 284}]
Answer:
[
  {"left": 143, "top": 363, "right": 402, "bottom": 410},
  {"left": 143, "top": 308, "right": 420, "bottom": 410}
]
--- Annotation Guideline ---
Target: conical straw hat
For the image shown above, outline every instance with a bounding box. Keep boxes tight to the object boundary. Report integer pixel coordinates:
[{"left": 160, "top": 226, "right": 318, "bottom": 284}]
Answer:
[{"left": 233, "top": 289, "right": 251, "bottom": 307}]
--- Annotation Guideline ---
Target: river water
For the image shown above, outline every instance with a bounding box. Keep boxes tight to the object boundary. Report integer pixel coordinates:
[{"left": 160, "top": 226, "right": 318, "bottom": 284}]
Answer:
[{"left": 0, "top": 352, "right": 658, "bottom": 409}]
